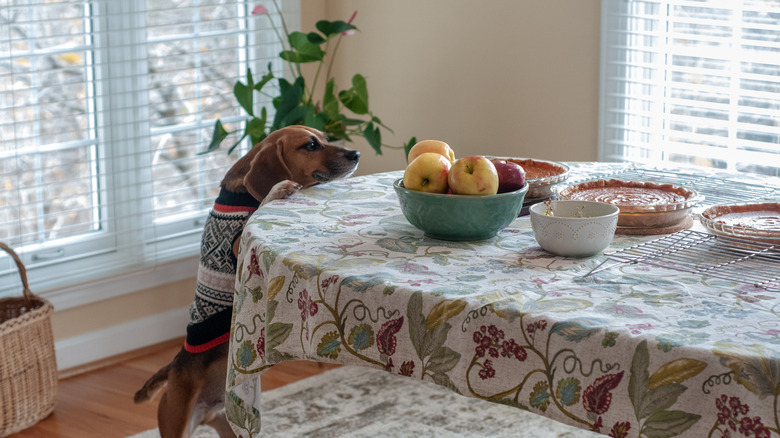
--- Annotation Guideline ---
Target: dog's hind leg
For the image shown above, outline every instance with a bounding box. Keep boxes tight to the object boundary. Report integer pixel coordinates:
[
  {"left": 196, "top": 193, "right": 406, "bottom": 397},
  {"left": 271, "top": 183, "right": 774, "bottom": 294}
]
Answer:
[
  {"left": 203, "top": 411, "right": 236, "bottom": 438},
  {"left": 157, "top": 368, "right": 203, "bottom": 438}
]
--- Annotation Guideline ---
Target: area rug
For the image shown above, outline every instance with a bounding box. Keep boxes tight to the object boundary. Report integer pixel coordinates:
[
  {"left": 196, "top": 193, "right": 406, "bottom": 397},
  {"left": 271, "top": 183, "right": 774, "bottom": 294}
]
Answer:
[{"left": 129, "top": 365, "right": 600, "bottom": 438}]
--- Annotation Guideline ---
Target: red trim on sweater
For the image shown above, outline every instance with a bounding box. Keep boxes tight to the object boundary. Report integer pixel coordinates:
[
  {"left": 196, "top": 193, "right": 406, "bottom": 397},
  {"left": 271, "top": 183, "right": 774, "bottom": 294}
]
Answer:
[
  {"left": 183, "top": 332, "right": 231, "bottom": 353},
  {"left": 214, "top": 203, "right": 258, "bottom": 213}
]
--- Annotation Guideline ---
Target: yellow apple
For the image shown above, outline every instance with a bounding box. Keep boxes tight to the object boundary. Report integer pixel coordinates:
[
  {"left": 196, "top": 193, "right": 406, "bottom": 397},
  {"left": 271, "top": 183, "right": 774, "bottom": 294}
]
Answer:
[
  {"left": 407, "top": 140, "right": 456, "bottom": 164},
  {"left": 403, "top": 152, "right": 452, "bottom": 193},
  {"left": 448, "top": 156, "right": 499, "bottom": 195}
]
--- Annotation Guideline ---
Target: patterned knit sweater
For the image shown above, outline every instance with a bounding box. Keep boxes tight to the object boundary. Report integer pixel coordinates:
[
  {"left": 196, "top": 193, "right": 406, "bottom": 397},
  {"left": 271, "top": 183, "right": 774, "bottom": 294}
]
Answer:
[{"left": 185, "top": 188, "right": 259, "bottom": 353}]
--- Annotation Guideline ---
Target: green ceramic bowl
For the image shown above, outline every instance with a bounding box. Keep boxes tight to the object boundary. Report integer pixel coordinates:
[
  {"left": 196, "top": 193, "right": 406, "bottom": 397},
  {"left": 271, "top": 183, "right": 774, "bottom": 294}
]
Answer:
[{"left": 393, "top": 178, "right": 529, "bottom": 241}]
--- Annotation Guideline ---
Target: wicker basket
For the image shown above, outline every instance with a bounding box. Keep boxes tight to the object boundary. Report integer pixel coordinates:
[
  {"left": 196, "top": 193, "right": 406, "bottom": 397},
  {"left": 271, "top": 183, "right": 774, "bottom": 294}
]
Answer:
[{"left": 0, "top": 243, "right": 57, "bottom": 437}]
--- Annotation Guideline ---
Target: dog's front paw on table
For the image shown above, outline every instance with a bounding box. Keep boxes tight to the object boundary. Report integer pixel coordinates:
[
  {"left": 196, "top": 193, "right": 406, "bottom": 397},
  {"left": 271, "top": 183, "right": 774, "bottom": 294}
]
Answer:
[{"left": 261, "top": 180, "right": 303, "bottom": 206}]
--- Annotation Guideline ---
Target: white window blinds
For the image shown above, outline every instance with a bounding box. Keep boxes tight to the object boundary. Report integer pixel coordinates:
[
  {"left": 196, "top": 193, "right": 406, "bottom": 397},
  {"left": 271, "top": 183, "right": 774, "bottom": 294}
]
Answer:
[
  {"left": 0, "top": 0, "right": 296, "bottom": 301},
  {"left": 599, "top": 0, "right": 780, "bottom": 177}
]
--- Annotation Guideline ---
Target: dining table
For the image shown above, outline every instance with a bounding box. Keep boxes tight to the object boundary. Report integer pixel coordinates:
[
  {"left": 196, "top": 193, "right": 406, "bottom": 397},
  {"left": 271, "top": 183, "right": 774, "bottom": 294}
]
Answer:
[{"left": 225, "top": 161, "right": 780, "bottom": 438}]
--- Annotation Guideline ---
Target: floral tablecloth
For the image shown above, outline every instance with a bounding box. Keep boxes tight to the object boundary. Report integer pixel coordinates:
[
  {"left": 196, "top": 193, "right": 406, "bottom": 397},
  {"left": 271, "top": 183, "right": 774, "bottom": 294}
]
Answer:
[{"left": 227, "top": 163, "right": 780, "bottom": 438}]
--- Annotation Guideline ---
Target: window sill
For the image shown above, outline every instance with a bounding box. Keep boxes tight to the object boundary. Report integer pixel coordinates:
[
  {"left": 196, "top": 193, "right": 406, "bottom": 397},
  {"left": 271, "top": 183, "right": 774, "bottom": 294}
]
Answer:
[{"left": 45, "top": 255, "right": 199, "bottom": 311}]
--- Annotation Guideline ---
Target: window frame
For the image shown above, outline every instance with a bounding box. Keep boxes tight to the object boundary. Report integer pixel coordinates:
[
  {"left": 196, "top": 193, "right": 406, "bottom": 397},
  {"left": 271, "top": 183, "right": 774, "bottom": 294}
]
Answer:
[{"left": 1, "top": 0, "right": 295, "bottom": 308}]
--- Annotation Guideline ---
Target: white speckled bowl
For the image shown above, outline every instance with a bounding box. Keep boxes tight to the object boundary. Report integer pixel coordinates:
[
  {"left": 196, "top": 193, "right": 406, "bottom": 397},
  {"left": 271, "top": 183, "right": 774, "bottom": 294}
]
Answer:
[{"left": 529, "top": 200, "right": 619, "bottom": 257}]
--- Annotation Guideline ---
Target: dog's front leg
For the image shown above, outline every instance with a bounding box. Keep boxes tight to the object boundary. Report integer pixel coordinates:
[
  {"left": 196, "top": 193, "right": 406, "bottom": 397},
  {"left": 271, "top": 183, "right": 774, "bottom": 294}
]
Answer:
[{"left": 260, "top": 180, "right": 302, "bottom": 207}]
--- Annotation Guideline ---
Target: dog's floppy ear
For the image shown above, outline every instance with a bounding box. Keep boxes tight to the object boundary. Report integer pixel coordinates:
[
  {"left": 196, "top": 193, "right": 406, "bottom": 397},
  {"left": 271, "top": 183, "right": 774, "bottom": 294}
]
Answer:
[{"left": 243, "top": 139, "right": 294, "bottom": 202}]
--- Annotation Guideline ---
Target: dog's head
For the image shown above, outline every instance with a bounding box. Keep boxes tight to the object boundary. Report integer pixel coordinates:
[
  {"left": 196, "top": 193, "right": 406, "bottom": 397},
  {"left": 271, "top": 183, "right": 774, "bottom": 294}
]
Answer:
[{"left": 241, "top": 125, "right": 360, "bottom": 201}]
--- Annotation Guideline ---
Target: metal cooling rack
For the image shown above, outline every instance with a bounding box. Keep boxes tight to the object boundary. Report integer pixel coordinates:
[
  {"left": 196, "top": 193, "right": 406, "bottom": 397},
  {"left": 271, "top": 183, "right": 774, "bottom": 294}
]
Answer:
[
  {"left": 569, "top": 167, "right": 780, "bottom": 206},
  {"left": 586, "top": 229, "right": 780, "bottom": 292}
]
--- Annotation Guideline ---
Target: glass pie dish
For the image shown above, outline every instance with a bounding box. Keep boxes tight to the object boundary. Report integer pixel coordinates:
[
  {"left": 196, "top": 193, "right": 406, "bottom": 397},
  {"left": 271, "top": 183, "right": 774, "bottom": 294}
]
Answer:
[
  {"left": 699, "top": 202, "right": 780, "bottom": 243},
  {"left": 557, "top": 179, "right": 702, "bottom": 228},
  {"left": 498, "top": 158, "right": 570, "bottom": 200}
]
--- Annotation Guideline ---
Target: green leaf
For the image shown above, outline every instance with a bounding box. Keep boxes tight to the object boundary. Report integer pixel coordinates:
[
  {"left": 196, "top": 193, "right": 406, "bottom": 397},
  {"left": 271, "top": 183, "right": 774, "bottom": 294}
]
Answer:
[
  {"left": 419, "top": 321, "right": 451, "bottom": 360},
  {"left": 225, "top": 391, "right": 261, "bottom": 436},
  {"left": 244, "top": 117, "right": 267, "bottom": 142},
  {"left": 266, "top": 322, "right": 293, "bottom": 350},
  {"left": 427, "top": 346, "right": 460, "bottom": 374},
  {"left": 234, "top": 78, "right": 254, "bottom": 116},
  {"left": 266, "top": 276, "right": 285, "bottom": 302},
  {"left": 339, "top": 74, "right": 369, "bottom": 114},
  {"left": 281, "top": 31, "right": 325, "bottom": 63},
  {"left": 272, "top": 77, "right": 306, "bottom": 130},
  {"left": 641, "top": 410, "right": 701, "bottom": 438},
  {"left": 322, "top": 79, "right": 339, "bottom": 119},
  {"left": 629, "top": 340, "right": 650, "bottom": 420},
  {"left": 281, "top": 106, "right": 308, "bottom": 128},
  {"left": 430, "top": 371, "right": 460, "bottom": 393},
  {"left": 639, "top": 383, "right": 687, "bottom": 420},
  {"left": 253, "top": 64, "right": 275, "bottom": 91},
  {"left": 304, "top": 107, "right": 328, "bottom": 131},
  {"left": 347, "top": 324, "right": 375, "bottom": 351},
  {"left": 550, "top": 319, "right": 606, "bottom": 342},
  {"left": 556, "top": 378, "right": 582, "bottom": 406},
  {"left": 340, "top": 273, "right": 397, "bottom": 293},
  {"left": 306, "top": 31, "right": 326, "bottom": 45},
  {"left": 426, "top": 299, "right": 467, "bottom": 330},
  {"left": 376, "top": 237, "right": 416, "bottom": 253},
  {"left": 315, "top": 19, "right": 356, "bottom": 37},
  {"left": 342, "top": 117, "right": 365, "bottom": 126},
  {"left": 363, "top": 122, "right": 382, "bottom": 155},
  {"left": 529, "top": 381, "right": 551, "bottom": 412},
  {"left": 404, "top": 137, "right": 417, "bottom": 161},
  {"left": 316, "top": 331, "right": 342, "bottom": 359},
  {"left": 714, "top": 344, "right": 778, "bottom": 399},
  {"left": 204, "top": 119, "right": 230, "bottom": 154},
  {"left": 648, "top": 358, "right": 707, "bottom": 389},
  {"left": 266, "top": 348, "right": 295, "bottom": 363},
  {"left": 247, "top": 108, "right": 268, "bottom": 148},
  {"left": 407, "top": 292, "right": 427, "bottom": 359}
]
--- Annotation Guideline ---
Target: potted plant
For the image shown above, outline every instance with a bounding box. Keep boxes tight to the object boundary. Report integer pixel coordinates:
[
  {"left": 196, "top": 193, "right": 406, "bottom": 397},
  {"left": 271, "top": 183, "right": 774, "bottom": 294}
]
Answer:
[{"left": 205, "top": 2, "right": 416, "bottom": 157}]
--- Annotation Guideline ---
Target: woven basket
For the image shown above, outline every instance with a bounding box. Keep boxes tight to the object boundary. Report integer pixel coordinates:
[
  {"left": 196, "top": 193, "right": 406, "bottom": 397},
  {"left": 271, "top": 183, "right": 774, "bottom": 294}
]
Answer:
[{"left": 0, "top": 243, "right": 57, "bottom": 437}]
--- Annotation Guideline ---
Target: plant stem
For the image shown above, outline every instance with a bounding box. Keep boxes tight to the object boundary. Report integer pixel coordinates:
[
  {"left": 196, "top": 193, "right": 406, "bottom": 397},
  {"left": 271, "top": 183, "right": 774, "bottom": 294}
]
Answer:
[
  {"left": 269, "top": 0, "right": 300, "bottom": 79},
  {"left": 326, "top": 33, "right": 344, "bottom": 87},
  {"left": 308, "top": 39, "right": 330, "bottom": 107}
]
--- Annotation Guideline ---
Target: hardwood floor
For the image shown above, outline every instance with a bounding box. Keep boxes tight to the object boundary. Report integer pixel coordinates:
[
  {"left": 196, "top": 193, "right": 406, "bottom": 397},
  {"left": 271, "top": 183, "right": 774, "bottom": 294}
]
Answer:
[{"left": 11, "top": 338, "right": 339, "bottom": 438}]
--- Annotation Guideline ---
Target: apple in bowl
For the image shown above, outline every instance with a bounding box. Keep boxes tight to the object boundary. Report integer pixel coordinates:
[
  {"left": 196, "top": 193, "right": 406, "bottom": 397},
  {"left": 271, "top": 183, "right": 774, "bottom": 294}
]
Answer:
[
  {"left": 491, "top": 159, "right": 526, "bottom": 194},
  {"left": 403, "top": 152, "right": 452, "bottom": 193},
  {"left": 406, "top": 140, "right": 456, "bottom": 164},
  {"left": 448, "top": 156, "right": 499, "bottom": 195}
]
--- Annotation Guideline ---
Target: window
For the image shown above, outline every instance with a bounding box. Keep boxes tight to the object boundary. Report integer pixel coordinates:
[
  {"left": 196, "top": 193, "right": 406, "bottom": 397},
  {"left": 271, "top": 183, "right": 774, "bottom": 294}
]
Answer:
[
  {"left": 599, "top": 0, "right": 780, "bottom": 176},
  {"left": 0, "top": 0, "right": 296, "bottom": 302}
]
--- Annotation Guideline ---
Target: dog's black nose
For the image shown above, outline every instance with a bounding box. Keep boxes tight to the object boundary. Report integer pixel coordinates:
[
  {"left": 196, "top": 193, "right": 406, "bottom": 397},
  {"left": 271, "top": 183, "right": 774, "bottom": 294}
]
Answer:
[{"left": 345, "top": 150, "right": 360, "bottom": 162}]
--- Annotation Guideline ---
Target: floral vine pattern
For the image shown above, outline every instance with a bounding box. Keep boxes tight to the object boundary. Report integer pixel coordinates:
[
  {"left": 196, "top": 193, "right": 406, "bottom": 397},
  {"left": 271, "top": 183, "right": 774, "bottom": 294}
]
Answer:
[{"left": 226, "top": 166, "right": 780, "bottom": 437}]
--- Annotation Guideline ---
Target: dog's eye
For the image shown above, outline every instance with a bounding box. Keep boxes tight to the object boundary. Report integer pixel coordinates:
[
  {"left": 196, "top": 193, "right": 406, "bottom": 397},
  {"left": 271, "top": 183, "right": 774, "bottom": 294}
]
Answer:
[{"left": 301, "top": 140, "right": 320, "bottom": 152}]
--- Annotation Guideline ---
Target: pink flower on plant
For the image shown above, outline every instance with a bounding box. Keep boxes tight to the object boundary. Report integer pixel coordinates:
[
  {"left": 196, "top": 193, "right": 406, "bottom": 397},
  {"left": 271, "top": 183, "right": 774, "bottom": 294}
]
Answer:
[
  {"left": 252, "top": 5, "right": 268, "bottom": 15},
  {"left": 342, "top": 10, "right": 357, "bottom": 36}
]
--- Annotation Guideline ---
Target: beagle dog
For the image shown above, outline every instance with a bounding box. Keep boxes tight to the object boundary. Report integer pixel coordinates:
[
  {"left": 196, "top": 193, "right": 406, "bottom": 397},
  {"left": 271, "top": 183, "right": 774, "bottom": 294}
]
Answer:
[{"left": 134, "top": 126, "right": 360, "bottom": 437}]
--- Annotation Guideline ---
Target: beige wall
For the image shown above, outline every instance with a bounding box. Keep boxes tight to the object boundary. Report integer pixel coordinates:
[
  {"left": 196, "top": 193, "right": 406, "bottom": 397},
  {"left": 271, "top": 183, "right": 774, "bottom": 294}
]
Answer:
[
  {"left": 303, "top": 0, "right": 602, "bottom": 176},
  {"left": 52, "top": 1, "right": 602, "bottom": 352}
]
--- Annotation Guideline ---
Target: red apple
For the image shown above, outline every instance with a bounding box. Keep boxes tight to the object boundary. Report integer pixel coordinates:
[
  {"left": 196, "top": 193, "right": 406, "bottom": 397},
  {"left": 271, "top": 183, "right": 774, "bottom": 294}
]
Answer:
[
  {"left": 403, "top": 152, "right": 452, "bottom": 193},
  {"left": 448, "top": 156, "right": 499, "bottom": 195},
  {"left": 491, "top": 159, "right": 526, "bottom": 193}
]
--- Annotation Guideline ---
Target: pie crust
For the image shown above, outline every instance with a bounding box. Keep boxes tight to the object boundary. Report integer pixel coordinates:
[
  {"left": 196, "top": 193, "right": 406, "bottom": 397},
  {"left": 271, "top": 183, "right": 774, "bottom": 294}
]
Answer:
[
  {"left": 699, "top": 202, "right": 780, "bottom": 242},
  {"left": 557, "top": 179, "right": 701, "bottom": 228}
]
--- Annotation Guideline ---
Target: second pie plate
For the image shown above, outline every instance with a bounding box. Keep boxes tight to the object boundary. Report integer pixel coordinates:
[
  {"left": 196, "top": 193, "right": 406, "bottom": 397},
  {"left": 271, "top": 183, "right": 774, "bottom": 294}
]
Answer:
[{"left": 557, "top": 179, "right": 702, "bottom": 228}]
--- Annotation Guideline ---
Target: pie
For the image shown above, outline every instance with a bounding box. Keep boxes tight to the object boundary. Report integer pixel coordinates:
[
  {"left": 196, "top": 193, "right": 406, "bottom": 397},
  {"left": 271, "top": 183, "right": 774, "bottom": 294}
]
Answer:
[
  {"left": 700, "top": 202, "right": 780, "bottom": 242},
  {"left": 558, "top": 179, "right": 700, "bottom": 228},
  {"left": 503, "top": 158, "right": 569, "bottom": 199}
]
